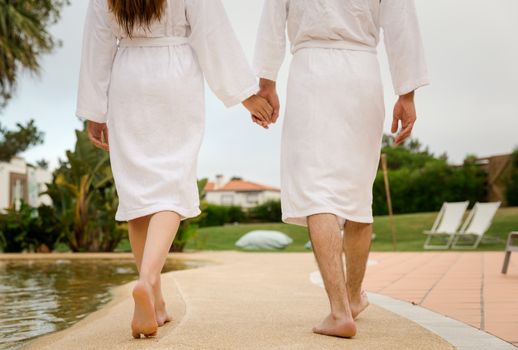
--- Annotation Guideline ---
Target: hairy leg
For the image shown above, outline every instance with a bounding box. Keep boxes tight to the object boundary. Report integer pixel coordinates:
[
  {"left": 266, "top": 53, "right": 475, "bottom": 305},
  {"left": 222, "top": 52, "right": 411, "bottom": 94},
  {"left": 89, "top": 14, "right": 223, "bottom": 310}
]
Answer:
[
  {"left": 343, "top": 220, "right": 372, "bottom": 319},
  {"left": 308, "top": 213, "right": 356, "bottom": 338}
]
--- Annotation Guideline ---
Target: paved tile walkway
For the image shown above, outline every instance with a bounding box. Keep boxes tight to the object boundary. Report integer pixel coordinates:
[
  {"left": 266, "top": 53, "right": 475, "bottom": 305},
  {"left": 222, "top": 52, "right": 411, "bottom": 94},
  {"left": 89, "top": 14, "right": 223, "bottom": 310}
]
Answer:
[{"left": 365, "top": 252, "right": 518, "bottom": 347}]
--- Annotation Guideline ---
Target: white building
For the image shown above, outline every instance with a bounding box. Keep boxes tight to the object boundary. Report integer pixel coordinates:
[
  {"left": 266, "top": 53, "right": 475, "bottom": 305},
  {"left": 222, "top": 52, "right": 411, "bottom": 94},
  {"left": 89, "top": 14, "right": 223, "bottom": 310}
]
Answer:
[
  {"left": 0, "top": 157, "right": 53, "bottom": 212},
  {"left": 204, "top": 175, "right": 280, "bottom": 209}
]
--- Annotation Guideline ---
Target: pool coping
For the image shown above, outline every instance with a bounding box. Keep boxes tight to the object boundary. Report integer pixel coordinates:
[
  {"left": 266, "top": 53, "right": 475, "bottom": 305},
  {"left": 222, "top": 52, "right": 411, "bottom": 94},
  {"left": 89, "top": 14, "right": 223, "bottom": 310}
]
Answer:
[
  {"left": 368, "top": 292, "right": 516, "bottom": 350},
  {"left": 310, "top": 271, "right": 517, "bottom": 350}
]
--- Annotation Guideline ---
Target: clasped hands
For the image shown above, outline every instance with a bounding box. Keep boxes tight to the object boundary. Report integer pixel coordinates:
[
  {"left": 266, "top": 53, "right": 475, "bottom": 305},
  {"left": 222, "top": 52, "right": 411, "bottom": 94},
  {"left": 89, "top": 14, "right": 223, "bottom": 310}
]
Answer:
[
  {"left": 87, "top": 78, "right": 417, "bottom": 151},
  {"left": 242, "top": 78, "right": 280, "bottom": 129}
]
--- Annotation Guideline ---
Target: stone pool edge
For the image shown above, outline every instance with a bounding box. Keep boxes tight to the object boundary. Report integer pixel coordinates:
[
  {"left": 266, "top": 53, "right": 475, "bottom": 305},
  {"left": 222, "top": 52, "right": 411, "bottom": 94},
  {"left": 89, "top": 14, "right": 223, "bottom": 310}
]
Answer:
[{"left": 14, "top": 252, "right": 214, "bottom": 350}]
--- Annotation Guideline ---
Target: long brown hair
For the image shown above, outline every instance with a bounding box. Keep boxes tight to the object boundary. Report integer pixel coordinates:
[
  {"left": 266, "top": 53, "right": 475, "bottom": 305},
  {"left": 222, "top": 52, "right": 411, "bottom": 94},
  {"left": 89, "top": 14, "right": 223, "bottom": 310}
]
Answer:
[{"left": 108, "top": 0, "right": 166, "bottom": 36}]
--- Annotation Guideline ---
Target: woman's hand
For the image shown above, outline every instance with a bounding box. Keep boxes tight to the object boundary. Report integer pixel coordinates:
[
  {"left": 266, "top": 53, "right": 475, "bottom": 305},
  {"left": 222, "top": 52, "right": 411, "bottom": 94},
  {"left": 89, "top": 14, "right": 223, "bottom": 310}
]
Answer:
[
  {"left": 258, "top": 78, "right": 280, "bottom": 124},
  {"left": 87, "top": 120, "right": 109, "bottom": 151},
  {"left": 242, "top": 95, "right": 274, "bottom": 129},
  {"left": 392, "top": 91, "right": 417, "bottom": 145}
]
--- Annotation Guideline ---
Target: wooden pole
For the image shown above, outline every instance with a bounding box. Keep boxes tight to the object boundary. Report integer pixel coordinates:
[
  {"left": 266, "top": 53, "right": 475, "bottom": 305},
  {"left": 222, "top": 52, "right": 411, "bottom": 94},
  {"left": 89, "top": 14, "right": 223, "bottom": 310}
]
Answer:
[{"left": 381, "top": 154, "right": 397, "bottom": 250}]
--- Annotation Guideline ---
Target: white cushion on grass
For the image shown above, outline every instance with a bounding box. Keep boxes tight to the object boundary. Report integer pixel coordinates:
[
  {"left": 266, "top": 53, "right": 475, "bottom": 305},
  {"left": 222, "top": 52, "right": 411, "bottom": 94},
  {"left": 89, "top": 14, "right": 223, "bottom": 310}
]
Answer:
[{"left": 235, "top": 230, "right": 293, "bottom": 250}]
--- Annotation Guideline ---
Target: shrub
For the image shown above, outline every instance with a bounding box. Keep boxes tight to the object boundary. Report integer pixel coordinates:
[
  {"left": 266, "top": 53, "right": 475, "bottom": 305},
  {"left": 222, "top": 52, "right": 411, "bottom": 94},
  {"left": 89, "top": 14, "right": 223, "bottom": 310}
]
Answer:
[
  {"left": 199, "top": 204, "right": 246, "bottom": 227},
  {"left": 373, "top": 154, "right": 487, "bottom": 215},
  {"left": 248, "top": 200, "right": 282, "bottom": 223},
  {"left": 506, "top": 149, "right": 518, "bottom": 206},
  {"left": 0, "top": 201, "right": 62, "bottom": 253},
  {"left": 171, "top": 179, "right": 209, "bottom": 252}
]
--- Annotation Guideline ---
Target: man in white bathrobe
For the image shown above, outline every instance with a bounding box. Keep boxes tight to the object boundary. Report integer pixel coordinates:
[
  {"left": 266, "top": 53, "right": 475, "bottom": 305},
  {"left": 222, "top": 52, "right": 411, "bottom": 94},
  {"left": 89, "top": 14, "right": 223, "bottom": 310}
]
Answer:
[{"left": 254, "top": 0, "right": 430, "bottom": 338}]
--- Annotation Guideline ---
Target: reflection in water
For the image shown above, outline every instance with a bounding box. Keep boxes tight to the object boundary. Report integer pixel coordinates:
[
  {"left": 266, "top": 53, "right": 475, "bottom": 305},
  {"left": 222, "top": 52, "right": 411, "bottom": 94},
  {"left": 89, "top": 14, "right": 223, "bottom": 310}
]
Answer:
[{"left": 0, "top": 258, "right": 198, "bottom": 350}]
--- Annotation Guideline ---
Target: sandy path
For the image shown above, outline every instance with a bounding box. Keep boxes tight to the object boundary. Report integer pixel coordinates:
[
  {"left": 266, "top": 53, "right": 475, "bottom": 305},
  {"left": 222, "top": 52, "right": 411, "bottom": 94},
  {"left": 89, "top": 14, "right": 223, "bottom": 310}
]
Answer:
[{"left": 21, "top": 252, "right": 454, "bottom": 350}]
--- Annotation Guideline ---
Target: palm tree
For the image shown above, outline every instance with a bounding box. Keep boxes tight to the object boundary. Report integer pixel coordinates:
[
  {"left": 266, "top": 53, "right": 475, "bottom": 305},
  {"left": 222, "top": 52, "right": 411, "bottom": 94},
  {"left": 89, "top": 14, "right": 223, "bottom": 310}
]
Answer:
[{"left": 0, "top": 0, "right": 69, "bottom": 106}]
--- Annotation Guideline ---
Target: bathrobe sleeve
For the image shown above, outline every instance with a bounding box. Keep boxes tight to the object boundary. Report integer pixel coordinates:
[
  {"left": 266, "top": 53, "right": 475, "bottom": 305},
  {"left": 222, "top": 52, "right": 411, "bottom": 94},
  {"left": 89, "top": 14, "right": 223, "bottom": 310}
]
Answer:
[
  {"left": 253, "top": 0, "right": 288, "bottom": 81},
  {"left": 380, "top": 0, "right": 430, "bottom": 96},
  {"left": 75, "top": 0, "right": 118, "bottom": 123},
  {"left": 185, "top": 0, "right": 259, "bottom": 107}
]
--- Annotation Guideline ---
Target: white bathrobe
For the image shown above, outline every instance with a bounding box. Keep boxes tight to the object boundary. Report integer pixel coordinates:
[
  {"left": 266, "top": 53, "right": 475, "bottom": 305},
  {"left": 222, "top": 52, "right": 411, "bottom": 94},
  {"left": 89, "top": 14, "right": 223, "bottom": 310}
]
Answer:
[
  {"left": 76, "top": 0, "right": 258, "bottom": 221},
  {"left": 254, "top": 0, "right": 430, "bottom": 227}
]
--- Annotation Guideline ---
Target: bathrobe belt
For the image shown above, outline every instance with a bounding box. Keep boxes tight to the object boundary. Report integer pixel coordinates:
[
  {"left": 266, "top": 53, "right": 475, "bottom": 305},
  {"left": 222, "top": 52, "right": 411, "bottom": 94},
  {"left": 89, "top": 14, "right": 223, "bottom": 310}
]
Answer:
[{"left": 118, "top": 36, "right": 189, "bottom": 47}]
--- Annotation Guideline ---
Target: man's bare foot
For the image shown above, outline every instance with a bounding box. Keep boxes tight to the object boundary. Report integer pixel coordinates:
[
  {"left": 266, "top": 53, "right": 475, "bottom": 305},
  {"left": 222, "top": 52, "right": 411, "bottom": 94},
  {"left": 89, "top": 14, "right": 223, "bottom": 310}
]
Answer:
[
  {"left": 154, "top": 299, "right": 173, "bottom": 327},
  {"left": 312, "top": 314, "right": 356, "bottom": 338},
  {"left": 350, "top": 290, "right": 370, "bottom": 319},
  {"left": 131, "top": 280, "right": 158, "bottom": 339}
]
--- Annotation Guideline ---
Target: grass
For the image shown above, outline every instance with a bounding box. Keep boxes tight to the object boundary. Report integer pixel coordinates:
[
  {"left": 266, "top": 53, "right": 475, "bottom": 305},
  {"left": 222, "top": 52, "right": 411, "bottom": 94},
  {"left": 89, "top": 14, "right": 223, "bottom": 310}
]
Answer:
[{"left": 184, "top": 207, "right": 518, "bottom": 252}]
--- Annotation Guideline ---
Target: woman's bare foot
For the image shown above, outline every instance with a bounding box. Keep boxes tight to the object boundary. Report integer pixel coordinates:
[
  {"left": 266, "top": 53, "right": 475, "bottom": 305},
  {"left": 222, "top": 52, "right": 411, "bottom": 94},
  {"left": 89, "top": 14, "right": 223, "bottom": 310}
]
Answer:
[
  {"left": 350, "top": 290, "right": 370, "bottom": 319},
  {"left": 154, "top": 299, "right": 173, "bottom": 326},
  {"left": 131, "top": 280, "right": 158, "bottom": 339},
  {"left": 312, "top": 314, "right": 357, "bottom": 338}
]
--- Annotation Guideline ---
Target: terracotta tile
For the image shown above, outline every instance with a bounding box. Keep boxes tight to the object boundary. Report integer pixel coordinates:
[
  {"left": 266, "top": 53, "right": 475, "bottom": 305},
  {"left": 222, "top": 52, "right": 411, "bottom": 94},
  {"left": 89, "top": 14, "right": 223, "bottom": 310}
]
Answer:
[
  {"left": 450, "top": 314, "right": 482, "bottom": 321},
  {"left": 421, "top": 301, "right": 480, "bottom": 308},
  {"left": 448, "top": 307, "right": 482, "bottom": 313},
  {"left": 485, "top": 304, "right": 518, "bottom": 310},
  {"left": 484, "top": 315, "right": 518, "bottom": 324},
  {"left": 366, "top": 252, "right": 518, "bottom": 345}
]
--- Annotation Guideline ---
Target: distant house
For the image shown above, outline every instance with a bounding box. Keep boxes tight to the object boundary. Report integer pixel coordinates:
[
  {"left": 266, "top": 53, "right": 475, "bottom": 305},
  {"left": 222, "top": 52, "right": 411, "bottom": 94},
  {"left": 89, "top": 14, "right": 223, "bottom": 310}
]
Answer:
[
  {"left": 204, "top": 175, "right": 280, "bottom": 208},
  {"left": 0, "top": 157, "right": 53, "bottom": 212}
]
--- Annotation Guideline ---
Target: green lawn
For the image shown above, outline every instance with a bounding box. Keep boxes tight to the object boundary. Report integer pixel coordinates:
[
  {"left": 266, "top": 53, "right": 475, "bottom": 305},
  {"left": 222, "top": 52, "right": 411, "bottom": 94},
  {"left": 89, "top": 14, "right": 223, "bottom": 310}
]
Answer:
[{"left": 184, "top": 207, "right": 518, "bottom": 252}]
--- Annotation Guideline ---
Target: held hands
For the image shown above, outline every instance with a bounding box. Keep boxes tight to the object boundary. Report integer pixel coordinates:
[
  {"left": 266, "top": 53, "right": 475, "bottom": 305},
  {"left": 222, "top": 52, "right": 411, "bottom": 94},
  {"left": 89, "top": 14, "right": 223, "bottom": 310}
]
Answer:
[
  {"left": 87, "top": 120, "right": 109, "bottom": 151},
  {"left": 242, "top": 94, "right": 273, "bottom": 129},
  {"left": 242, "top": 78, "right": 280, "bottom": 129},
  {"left": 257, "top": 78, "right": 280, "bottom": 124},
  {"left": 392, "top": 91, "right": 417, "bottom": 146}
]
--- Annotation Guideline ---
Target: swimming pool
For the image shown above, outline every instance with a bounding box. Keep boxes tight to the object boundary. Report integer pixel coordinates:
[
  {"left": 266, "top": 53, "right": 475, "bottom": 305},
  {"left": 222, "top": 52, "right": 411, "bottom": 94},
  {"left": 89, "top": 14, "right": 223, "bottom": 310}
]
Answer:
[{"left": 0, "top": 257, "right": 199, "bottom": 350}]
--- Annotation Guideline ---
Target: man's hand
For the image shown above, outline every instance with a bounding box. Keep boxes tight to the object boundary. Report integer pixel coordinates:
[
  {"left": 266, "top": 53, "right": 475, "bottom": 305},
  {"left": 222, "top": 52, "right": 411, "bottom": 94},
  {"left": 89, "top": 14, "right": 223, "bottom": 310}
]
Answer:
[
  {"left": 87, "top": 120, "right": 109, "bottom": 151},
  {"left": 257, "top": 78, "right": 280, "bottom": 124},
  {"left": 392, "top": 91, "right": 417, "bottom": 146},
  {"left": 242, "top": 94, "right": 273, "bottom": 129}
]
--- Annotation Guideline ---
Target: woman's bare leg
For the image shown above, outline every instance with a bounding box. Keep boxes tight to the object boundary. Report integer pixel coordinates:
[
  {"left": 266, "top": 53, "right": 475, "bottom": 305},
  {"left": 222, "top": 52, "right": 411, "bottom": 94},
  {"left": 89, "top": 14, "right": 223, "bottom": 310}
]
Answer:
[
  {"left": 130, "top": 211, "right": 181, "bottom": 338},
  {"left": 128, "top": 215, "right": 172, "bottom": 326}
]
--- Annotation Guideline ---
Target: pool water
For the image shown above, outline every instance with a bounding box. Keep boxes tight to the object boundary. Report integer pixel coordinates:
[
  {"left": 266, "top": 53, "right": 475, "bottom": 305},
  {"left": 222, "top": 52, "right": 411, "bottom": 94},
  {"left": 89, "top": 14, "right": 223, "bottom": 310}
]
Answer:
[{"left": 0, "top": 258, "right": 198, "bottom": 350}]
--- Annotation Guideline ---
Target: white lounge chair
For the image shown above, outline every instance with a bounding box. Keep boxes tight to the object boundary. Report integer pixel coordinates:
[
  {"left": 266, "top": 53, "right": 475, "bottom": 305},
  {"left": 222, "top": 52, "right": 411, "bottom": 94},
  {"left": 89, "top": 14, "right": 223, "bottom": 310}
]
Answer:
[
  {"left": 502, "top": 232, "right": 518, "bottom": 274},
  {"left": 451, "top": 202, "right": 501, "bottom": 249},
  {"left": 423, "top": 201, "right": 469, "bottom": 249}
]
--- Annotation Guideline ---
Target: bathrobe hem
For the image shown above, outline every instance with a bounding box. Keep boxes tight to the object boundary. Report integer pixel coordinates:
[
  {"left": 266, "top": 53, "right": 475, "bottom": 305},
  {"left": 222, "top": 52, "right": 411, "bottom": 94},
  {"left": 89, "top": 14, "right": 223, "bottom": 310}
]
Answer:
[
  {"left": 222, "top": 84, "right": 260, "bottom": 108},
  {"left": 394, "top": 76, "right": 431, "bottom": 96},
  {"left": 75, "top": 108, "right": 107, "bottom": 124},
  {"left": 115, "top": 203, "right": 201, "bottom": 222},
  {"left": 282, "top": 208, "right": 373, "bottom": 228},
  {"left": 256, "top": 70, "right": 278, "bottom": 82}
]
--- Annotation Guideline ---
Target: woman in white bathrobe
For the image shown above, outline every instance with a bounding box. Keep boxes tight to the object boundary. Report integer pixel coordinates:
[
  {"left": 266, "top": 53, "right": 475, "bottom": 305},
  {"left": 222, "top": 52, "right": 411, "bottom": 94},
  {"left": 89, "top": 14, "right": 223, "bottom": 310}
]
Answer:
[
  {"left": 76, "top": 0, "right": 273, "bottom": 339},
  {"left": 253, "top": 0, "right": 430, "bottom": 338}
]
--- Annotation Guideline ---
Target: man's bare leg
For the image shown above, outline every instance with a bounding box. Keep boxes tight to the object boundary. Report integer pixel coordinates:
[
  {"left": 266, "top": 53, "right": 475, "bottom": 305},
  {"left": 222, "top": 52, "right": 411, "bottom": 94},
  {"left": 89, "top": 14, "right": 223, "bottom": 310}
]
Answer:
[
  {"left": 343, "top": 220, "right": 372, "bottom": 319},
  {"left": 128, "top": 215, "right": 173, "bottom": 327},
  {"left": 308, "top": 213, "right": 356, "bottom": 338},
  {"left": 130, "top": 211, "right": 181, "bottom": 338}
]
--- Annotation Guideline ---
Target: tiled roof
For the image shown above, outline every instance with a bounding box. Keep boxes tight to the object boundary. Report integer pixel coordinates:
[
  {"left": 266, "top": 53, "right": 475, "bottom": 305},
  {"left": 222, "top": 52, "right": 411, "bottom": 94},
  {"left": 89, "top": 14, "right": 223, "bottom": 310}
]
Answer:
[{"left": 205, "top": 180, "right": 280, "bottom": 192}]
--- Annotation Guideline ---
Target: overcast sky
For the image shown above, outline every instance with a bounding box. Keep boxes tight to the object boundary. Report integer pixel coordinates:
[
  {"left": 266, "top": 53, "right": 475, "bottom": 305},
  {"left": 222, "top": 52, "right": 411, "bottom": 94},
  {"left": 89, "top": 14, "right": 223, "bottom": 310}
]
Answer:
[{"left": 1, "top": 0, "right": 517, "bottom": 187}]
